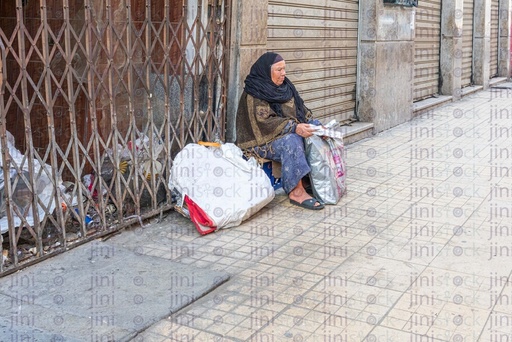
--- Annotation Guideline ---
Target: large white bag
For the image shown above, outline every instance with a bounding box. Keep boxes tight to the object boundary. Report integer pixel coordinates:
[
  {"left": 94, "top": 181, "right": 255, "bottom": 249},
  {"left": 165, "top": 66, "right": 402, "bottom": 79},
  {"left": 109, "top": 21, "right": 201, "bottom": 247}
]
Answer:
[{"left": 170, "top": 143, "right": 275, "bottom": 235}]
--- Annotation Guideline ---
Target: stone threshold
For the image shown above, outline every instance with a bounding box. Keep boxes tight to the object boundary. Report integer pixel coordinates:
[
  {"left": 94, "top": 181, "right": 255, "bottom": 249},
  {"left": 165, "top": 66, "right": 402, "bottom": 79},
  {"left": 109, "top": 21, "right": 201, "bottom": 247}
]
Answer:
[
  {"left": 461, "top": 85, "right": 483, "bottom": 96},
  {"left": 412, "top": 77, "right": 510, "bottom": 115},
  {"left": 412, "top": 95, "right": 453, "bottom": 117},
  {"left": 339, "top": 121, "right": 374, "bottom": 145},
  {"left": 489, "top": 77, "right": 509, "bottom": 86},
  {"left": 461, "top": 77, "right": 508, "bottom": 96}
]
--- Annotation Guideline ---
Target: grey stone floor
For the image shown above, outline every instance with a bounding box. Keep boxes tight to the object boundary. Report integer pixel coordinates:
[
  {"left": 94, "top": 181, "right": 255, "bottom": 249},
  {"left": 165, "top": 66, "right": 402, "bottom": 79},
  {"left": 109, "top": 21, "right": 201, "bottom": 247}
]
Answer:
[{"left": 125, "top": 85, "right": 512, "bottom": 341}]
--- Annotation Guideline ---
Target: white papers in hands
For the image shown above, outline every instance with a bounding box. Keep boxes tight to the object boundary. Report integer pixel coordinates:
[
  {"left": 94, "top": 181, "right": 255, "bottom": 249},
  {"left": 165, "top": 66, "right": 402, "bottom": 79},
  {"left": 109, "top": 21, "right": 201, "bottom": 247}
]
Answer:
[{"left": 310, "top": 125, "right": 344, "bottom": 139}]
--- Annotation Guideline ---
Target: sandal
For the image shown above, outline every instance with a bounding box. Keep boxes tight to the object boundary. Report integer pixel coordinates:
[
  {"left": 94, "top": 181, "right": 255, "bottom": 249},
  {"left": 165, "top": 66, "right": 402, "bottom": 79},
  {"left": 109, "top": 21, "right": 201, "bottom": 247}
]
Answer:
[{"left": 290, "top": 198, "right": 325, "bottom": 210}]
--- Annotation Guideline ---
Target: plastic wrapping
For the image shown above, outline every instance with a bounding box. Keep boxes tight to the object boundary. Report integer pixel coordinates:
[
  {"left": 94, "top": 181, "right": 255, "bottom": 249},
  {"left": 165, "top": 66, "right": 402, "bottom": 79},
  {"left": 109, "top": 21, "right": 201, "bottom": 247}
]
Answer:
[
  {"left": 0, "top": 131, "right": 58, "bottom": 233},
  {"left": 305, "top": 135, "right": 347, "bottom": 205}
]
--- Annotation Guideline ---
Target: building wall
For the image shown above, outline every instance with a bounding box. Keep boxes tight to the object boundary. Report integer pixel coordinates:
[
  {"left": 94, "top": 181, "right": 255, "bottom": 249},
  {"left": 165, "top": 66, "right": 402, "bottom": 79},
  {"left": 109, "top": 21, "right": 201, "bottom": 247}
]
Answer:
[
  {"left": 226, "top": 0, "right": 269, "bottom": 142},
  {"left": 499, "top": 0, "right": 512, "bottom": 77},
  {"left": 358, "top": 2, "right": 415, "bottom": 132},
  {"left": 227, "top": 0, "right": 512, "bottom": 138}
]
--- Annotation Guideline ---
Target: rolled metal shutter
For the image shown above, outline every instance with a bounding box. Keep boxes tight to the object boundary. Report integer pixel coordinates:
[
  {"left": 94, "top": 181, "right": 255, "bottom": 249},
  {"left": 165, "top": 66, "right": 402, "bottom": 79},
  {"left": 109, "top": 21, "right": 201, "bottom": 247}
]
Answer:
[
  {"left": 462, "top": 0, "right": 474, "bottom": 87},
  {"left": 414, "top": 0, "right": 442, "bottom": 101},
  {"left": 490, "top": 0, "right": 500, "bottom": 77},
  {"left": 267, "top": 0, "right": 359, "bottom": 123}
]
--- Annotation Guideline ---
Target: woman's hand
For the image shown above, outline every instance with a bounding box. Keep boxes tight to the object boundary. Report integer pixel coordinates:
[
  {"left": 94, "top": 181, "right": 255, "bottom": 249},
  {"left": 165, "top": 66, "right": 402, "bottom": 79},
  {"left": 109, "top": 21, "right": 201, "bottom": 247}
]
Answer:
[{"left": 295, "top": 123, "right": 317, "bottom": 138}]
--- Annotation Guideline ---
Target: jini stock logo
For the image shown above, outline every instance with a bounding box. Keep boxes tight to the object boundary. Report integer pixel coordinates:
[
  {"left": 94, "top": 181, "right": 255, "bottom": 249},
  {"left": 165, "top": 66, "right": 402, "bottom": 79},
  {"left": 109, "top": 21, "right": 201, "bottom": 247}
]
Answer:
[
  {"left": 406, "top": 271, "right": 487, "bottom": 341},
  {"left": 90, "top": 272, "right": 115, "bottom": 332},
  {"left": 318, "top": 272, "right": 349, "bottom": 341},
  {"left": 487, "top": 100, "right": 512, "bottom": 261},
  {"left": 9, "top": 273, "right": 36, "bottom": 309},
  {"left": 9, "top": 272, "right": 38, "bottom": 341},
  {"left": 89, "top": 242, "right": 116, "bottom": 341},
  {"left": 488, "top": 273, "right": 512, "bottom": 341}
]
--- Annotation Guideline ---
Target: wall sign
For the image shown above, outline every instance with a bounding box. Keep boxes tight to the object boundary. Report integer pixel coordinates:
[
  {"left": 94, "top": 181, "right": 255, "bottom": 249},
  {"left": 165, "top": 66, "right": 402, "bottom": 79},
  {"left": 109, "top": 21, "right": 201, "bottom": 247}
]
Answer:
[{"left": 383, "top": 0, "right": 418, "bottom": 7}]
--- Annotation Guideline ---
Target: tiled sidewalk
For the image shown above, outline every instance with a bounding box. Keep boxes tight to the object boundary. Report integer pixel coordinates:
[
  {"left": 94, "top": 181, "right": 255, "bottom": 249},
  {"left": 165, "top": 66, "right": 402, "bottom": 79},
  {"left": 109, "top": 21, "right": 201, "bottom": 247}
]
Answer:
[{"left": 122, "top": 85, "right": 512, "bottom": 342}]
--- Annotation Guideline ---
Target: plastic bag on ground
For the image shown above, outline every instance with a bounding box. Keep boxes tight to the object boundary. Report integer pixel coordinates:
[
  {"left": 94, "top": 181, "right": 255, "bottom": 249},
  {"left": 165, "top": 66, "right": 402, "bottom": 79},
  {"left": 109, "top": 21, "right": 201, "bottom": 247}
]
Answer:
[{"left": 170, "top": 143, "right": 275, "bottom": 235}]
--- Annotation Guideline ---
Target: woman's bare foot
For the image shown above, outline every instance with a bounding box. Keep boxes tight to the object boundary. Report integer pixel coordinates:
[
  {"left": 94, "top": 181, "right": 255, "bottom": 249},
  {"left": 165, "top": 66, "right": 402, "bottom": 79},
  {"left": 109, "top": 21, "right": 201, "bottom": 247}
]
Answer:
[{"left": 289, "top": 180, "right": 323, "bottom": 208}]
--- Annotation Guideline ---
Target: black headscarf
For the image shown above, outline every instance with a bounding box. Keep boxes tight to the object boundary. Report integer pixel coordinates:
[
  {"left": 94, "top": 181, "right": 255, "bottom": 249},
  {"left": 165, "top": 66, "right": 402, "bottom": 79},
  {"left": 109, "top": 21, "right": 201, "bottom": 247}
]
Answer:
[{"left": 244, "top": 52, "right": 307, "bottom": 123}]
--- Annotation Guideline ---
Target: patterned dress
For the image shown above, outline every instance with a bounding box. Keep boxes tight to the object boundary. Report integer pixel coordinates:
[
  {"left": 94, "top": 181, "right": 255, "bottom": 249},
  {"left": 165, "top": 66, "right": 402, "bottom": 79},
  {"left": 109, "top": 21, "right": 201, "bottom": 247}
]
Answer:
[{"left": 252, "top": 118, "right": 321, "bottom": 194}]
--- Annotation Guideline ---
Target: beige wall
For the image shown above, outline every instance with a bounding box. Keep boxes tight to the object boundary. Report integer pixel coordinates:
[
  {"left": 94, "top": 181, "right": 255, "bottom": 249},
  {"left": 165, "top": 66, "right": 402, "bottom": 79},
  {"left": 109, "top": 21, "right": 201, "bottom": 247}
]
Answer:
[
  {"left": 226, "top": 0, "right": 269, "bottom": 142},
  {"left": 358, "top": 3, "right": 416, "bottom": 132},
  {"left": 498, "top": 0, "right": 512, "bottom": 77},
  {"left": 472, "top": 0, "right": 512, "bottom": 87},
  {"left": 440, "top": 0, "right": 464, "bottom": 99}
]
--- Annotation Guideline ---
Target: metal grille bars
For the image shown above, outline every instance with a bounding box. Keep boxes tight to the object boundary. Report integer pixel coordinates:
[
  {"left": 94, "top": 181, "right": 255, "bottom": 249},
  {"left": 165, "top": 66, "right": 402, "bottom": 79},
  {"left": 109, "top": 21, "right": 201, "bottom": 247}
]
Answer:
[{"left": 0, "top": 0, "right": 230, "bottom": 275}]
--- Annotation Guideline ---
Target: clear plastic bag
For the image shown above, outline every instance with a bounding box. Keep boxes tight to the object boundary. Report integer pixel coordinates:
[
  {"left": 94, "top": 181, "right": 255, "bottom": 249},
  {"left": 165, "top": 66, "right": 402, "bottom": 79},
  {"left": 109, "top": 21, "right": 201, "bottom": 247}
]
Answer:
[{"left": 0, "top": 132, "right": 57, "bottom": 232}]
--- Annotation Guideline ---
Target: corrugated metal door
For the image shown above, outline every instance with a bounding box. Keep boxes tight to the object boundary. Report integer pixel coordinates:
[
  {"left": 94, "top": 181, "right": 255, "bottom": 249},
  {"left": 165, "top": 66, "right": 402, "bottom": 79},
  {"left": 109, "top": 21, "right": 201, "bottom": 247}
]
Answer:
[
  {"left": 462, "top": 0, "right": 474, "bottom": 87},
  {"left": 414, "top": 0, "right": 442, "bottom": 101},
  {"left": 490, "top": 0, "right": 500, "bottom": 77},
  {"left": 267, "top": 0, "right": 359, "bottom": 123}
]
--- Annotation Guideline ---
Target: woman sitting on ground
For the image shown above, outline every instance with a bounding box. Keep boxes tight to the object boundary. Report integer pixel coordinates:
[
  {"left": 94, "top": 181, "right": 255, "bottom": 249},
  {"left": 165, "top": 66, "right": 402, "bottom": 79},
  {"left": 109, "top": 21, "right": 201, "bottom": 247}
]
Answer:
[{"left": 235, "top": 52, "right": 324, "bottom": 210}]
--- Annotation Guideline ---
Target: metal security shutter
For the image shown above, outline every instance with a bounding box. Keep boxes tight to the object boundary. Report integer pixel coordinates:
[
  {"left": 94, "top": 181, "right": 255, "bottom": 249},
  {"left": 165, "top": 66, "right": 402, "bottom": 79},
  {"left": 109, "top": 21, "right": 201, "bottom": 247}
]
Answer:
[
  {"left": 267, "top": 0, "right": 359, "bottom": 123},
  {"left": 490, "top": 0, "right": 500, "bottom": 77},
  {"left": 462, "top": 0, "right": 474, "bottom": 87},
  {"left": 414, "top": 0, "right": 442, "bottom": 101}
]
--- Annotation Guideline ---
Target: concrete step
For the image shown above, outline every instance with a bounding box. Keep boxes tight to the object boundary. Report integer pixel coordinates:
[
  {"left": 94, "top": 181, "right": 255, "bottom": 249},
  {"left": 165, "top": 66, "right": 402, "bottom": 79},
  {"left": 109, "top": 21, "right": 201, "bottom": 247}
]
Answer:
[
  {"left": 413, "top": 77, "right": 509, "bottom": 116},
  {"left": 413, "top": 95, "right": 453, "bottom": 117},
  {"left": 339, "top": 121, "right": 374, "bottom": 145}
]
